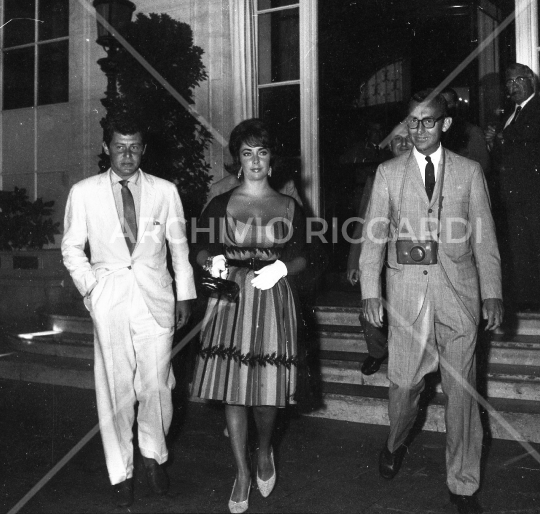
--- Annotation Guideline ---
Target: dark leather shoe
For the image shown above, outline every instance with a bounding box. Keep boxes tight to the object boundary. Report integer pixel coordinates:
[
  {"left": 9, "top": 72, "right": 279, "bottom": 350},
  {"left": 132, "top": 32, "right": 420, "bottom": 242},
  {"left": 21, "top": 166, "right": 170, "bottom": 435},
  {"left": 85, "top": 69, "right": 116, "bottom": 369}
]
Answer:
[
  {"left": 361, "top": 354, "right": 387, "bottom": 375},
  {"left": 449, "top": 492, "right": 483, "bottom": 514},
  {"left": 379, "top": 443, "right": 406, "bottom": 479},
  {"left": 145, "top": 458, "right": 169, "bottom": 495},
  {"left": 112, "top": 478, "right": 133, "bottom": 507}
]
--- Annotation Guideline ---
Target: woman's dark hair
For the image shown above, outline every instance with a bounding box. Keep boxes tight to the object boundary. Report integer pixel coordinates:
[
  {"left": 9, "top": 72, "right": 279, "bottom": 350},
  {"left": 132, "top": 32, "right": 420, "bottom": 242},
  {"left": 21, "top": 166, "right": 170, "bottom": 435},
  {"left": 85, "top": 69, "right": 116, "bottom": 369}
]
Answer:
[{"left": 228, "top": 118, "right": 277, "bottom": 167}]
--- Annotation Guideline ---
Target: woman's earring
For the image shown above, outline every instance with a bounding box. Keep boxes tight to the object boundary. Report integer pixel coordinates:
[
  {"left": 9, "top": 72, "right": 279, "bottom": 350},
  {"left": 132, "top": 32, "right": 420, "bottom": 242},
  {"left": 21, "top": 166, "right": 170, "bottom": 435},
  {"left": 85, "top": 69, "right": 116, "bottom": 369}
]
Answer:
[
  {"left": 237, "top": 168, "right": 243, "bottom": 179},
  {"left": 268, "top": 167, "right": 272, "bottom": 177}
]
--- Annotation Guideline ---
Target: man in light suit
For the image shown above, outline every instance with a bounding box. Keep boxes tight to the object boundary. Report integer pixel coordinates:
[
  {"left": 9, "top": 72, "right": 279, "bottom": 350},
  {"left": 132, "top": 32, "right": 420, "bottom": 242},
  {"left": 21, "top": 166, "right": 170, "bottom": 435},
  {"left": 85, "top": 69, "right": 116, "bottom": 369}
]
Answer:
[
  {"left": 62, "top": 117, "right": 196, "bottom": 507},
  {"left": 360, "top": 90, "right": 503, "bottom": 514},
  {"left": 485, "top": 63, "right": 540, "bottom": 310}
]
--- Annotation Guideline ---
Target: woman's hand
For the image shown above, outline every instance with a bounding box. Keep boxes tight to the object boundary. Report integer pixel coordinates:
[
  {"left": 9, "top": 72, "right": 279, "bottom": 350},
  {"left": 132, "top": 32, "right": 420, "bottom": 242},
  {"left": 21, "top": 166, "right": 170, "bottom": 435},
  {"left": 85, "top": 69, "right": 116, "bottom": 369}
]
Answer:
[
  {"left": 205, "top": 254, "right": 229, "bottom": 279},
  {"left": 251, "top": 260, "right": 287, "bottom": 290}
]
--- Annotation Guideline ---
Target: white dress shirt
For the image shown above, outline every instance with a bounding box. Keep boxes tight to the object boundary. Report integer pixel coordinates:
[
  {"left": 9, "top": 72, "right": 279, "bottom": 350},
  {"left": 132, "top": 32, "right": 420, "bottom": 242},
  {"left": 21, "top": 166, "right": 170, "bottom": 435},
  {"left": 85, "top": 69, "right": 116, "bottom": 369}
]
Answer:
[{"left": 413, "top": 144, "right": 443, "bottom": 184}]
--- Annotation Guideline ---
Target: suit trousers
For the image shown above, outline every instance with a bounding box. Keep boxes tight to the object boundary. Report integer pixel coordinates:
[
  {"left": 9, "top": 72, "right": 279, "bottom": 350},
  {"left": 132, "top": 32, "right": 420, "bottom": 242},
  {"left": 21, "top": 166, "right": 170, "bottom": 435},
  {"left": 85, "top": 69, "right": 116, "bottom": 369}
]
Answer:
[
  {"left": 502, "top": 199, "right": 540, "bottom": 305},
  {"left": 89, "top": 267, "right": 175, "bottom": 485},
  {"left": 386, "top": 264, "right": 482, "bottom": 496}
]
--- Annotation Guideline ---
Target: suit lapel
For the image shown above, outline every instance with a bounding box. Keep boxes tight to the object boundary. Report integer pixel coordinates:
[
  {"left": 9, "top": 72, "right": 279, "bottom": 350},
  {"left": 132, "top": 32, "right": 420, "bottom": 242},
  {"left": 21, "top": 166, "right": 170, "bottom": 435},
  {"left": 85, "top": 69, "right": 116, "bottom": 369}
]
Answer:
[
  {"left": 430, "top": 150, "right": 447, "bottom": 206},
  {"left": 136, "top": 171, "right": 156, "bottom": 250},
  {"left": 406, "top": 152, "right": 428, "bottom": 201},
  {"left": 102, "top": 170, "right": 121, "bottom": 224}
]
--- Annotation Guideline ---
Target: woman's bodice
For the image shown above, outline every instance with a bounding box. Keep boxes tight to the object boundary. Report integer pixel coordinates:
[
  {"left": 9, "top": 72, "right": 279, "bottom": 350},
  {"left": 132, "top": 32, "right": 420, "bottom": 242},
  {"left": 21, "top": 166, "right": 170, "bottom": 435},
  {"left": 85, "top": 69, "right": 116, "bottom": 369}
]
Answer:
[{"left": 224, "top": 200, "right": 294, "bottom": 261}]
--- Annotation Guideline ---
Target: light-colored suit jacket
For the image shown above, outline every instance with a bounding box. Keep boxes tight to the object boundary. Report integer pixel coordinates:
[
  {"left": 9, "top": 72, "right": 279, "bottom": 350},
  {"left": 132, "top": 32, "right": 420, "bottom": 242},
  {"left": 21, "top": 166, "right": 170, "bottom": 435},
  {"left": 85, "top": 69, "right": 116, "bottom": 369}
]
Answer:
[
  {"left": 62, "top": 169, "right": 196, "bottom": 328},
  {"left": 359, "top": 149, "right": 502, "bottom": 327}
]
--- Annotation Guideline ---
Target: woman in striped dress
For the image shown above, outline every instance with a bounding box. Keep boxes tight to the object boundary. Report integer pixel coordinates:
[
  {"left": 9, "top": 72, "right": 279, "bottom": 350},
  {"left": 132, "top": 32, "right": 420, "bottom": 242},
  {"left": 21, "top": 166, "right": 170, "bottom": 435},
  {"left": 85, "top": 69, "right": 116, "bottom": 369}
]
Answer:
[{"left": 191, "top": 119, "right": 306, "bottom": 513}]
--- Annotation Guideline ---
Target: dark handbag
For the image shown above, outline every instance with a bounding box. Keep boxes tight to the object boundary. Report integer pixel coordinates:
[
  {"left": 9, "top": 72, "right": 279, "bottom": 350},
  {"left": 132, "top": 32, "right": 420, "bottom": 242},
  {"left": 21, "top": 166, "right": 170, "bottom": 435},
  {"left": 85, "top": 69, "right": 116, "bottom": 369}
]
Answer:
[{"left": 200, "top": 272, "right": 240, "bottom": 302}]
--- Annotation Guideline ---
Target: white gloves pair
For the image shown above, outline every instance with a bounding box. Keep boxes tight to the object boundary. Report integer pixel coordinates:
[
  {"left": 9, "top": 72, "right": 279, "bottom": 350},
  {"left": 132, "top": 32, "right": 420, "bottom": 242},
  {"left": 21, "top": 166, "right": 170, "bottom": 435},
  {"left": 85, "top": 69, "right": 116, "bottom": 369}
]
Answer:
[
  {"left": 208, "top": 256, "right": 288, "bottom": 290},
  {"left": 251, "top": 260, "right": 287, "bottom": 290}
]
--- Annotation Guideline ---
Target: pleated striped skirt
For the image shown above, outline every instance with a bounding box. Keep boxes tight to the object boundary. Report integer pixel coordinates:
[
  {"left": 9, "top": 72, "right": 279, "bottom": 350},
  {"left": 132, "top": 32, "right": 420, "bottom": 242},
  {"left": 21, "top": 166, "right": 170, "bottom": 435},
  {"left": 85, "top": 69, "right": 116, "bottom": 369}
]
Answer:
[{"left": 191, "top": 266, "right": 298, "bottom": 407}]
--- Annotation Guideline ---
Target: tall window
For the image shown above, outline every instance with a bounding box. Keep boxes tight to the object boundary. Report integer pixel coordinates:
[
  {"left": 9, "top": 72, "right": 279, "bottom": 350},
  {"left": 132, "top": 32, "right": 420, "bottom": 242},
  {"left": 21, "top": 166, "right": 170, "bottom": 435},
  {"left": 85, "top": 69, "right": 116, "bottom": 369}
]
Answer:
[
  {"left": 2, "top": 0, "right": 69, "bottom": 110},
  {"left": 257, "top": 0, "right": 300, "bottom": 159}
]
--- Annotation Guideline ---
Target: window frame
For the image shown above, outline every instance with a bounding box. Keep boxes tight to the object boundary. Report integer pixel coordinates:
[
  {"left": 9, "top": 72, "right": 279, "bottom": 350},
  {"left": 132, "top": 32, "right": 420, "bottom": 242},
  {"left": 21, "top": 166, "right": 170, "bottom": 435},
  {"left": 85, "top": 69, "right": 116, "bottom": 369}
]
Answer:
[
  {"left": 2, "top": 0, "right": 69, "bottom": 110},
  {"left": 255, "top": 0, "right": 320, "bottom": 215}
]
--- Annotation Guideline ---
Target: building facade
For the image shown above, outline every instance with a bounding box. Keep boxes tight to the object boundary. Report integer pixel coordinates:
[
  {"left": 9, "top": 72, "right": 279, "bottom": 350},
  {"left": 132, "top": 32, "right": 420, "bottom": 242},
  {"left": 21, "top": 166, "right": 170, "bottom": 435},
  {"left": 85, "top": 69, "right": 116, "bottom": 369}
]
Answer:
[{"left": 0, "top": 0, "right": 538, "bottom": 238}]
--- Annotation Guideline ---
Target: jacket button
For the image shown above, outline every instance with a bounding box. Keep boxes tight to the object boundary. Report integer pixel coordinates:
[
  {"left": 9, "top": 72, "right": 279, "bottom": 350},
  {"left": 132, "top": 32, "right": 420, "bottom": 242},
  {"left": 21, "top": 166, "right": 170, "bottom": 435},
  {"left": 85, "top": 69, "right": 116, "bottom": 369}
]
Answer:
[
  {"left": 423, "top": 270, "right": 428, "bottom": 275},
  {"left": 128, "top": 266, "right": 132, "bottom": 270},
  {"left": 428, "top": 209, "right": 433, "bottom": 213}
]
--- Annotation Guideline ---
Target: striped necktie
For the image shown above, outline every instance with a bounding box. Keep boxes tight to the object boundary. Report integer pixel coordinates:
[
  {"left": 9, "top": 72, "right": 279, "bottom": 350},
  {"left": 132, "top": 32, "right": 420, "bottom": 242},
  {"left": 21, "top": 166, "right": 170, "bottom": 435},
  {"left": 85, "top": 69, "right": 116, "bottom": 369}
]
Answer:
[
  {"left": 510, "top": 105, "right": 522, "bottom": 125},
  {"left": 119, "top": 180, "right": 137, "bottom": 254}
]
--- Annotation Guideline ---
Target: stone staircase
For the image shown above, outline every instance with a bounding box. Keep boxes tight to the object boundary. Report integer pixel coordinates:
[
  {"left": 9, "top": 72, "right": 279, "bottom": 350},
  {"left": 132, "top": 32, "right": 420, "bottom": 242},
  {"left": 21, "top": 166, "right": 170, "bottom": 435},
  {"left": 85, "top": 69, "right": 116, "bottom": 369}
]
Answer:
[
  {"left": 0, "top": 312, "right": 95, "bottom": 389},
  {"left": 308, "top": 292, "right": 540, "bottom": 443},
  {"left": 2, "top": 293, "right": 540, "bottom": 443}
]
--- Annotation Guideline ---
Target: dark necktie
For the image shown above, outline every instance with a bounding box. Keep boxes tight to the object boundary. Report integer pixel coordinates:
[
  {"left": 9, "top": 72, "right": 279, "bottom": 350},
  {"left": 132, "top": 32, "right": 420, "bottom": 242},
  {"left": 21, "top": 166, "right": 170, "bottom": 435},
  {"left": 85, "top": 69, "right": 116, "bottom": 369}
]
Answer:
[
  {"left": 425, "top": 155, "right": 435, "bottom": 201},
  {"left": 119, "top": 180, "right": 137, "bottom": 254},
  {"left": 510, "top": 105, "right": 522, "bottom": 125}
]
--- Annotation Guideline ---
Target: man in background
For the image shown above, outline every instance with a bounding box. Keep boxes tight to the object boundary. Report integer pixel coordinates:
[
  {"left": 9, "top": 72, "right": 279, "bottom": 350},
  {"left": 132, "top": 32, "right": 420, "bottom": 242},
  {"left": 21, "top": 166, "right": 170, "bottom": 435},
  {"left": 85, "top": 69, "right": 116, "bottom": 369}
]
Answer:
[
  {"left": 347, "top": 122, "right": 413, "bottom": 375},
  {"left": 485, "top": 63, "right": 540, "bottom": 311}
]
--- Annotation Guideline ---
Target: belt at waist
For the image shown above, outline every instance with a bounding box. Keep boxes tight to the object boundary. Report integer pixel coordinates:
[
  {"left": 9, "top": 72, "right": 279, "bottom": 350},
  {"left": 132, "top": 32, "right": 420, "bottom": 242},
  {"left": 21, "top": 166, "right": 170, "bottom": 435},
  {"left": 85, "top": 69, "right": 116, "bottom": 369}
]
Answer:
[{"left": 227, "top": 258, "right": 276, "bottom": 271}]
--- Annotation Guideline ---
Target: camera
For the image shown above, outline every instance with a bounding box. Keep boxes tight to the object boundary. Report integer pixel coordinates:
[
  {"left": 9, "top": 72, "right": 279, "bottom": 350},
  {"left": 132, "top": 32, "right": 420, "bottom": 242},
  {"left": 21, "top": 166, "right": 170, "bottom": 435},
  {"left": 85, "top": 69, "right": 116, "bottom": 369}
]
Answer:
[{"left": 396, "top": 239, "right": 438, "bottom": 265}]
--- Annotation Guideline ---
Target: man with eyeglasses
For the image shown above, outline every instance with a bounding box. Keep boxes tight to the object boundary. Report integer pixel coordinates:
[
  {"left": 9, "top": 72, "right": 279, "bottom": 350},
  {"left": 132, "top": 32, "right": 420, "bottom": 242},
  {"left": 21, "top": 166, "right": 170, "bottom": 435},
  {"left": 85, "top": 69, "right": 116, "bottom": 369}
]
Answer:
[
  {"left": 62, "top": 115, "right": 196, "bottom": 507},
  {"left": 360, "top": 89, "right": 503, "bottom": 514},
  {"left": 485, "top": 62, "right": 540, "bottom": 312}
]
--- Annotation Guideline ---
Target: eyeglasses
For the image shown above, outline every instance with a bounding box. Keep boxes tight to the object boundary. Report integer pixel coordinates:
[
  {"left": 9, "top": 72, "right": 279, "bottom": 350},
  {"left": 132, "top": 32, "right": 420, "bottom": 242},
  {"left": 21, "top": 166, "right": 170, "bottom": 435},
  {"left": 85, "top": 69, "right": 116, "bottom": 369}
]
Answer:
[
  {"left": 505, "top": 76, "right": 529, "bottom": 87},
  {"left": 405, "top": 115, "right": 445, "bottom": 129}
]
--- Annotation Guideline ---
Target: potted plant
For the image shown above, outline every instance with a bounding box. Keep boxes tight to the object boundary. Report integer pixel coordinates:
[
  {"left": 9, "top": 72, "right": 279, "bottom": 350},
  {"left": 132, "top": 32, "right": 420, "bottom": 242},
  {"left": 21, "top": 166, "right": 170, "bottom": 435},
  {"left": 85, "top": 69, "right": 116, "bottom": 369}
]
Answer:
[{"left": 0, "top": 187, "right": 60, "bottom": 253}]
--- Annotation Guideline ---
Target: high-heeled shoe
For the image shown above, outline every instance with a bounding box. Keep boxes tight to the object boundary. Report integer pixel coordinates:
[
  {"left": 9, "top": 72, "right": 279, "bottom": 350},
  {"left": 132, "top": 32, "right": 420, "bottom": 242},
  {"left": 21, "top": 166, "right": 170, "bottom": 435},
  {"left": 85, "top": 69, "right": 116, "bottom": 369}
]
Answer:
[
  {"left": 228, "top": 478, "right": 251, "bottom": 513},
  {"left": 257, "top": 447, "right": 276, "bottom": 498}
]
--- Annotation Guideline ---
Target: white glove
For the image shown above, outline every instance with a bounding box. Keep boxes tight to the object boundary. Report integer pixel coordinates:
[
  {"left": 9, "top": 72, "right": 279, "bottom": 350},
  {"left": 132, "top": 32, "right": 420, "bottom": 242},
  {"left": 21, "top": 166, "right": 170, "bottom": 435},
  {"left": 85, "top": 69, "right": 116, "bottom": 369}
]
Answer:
[
  {"left": 251, "top": 260, "right": 287, "bottom": 290},
  {"left": 209, "top": 255, "right": 229, "bottom": 279}
]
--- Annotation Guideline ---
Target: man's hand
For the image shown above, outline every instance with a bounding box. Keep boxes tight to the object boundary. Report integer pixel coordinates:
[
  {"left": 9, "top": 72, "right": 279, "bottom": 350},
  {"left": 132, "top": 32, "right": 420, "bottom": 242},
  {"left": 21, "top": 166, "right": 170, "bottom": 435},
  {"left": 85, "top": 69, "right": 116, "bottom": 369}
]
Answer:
[
  {"left": 484, "top": 125, "right": 497, "bottom": 145},
  {"left": 347, "top": 269, "right": 359, "bottom": 286},
  {"left": 361, "top": 298, "right": 384, "bottom": 328},
  {"left": 485, "top": 125, "right": 503, "bottom": 151},
  {"left": 175, "top": 300, "right": 191, "bottom": 329},
  {"left": 482, "top": 298, "right": 504, "bottom": 331}
]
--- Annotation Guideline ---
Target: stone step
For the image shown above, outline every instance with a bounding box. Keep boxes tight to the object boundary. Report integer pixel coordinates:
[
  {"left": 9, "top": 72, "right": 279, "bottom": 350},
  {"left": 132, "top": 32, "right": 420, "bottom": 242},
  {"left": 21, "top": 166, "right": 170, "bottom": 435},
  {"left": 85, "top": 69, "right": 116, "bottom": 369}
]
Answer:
[
  {"left": 320, "top": 359, "right": 540, "bottom": 402},
  {"left": 317, "top": 330, "right": 540, "bottom": 367},
  {"left": 7, "top": 331, "right": 94, "bottom": 360},
  {"left": 48, "top": 313, "right": 93, "bottom": 335},
  {"left": 314, "top": 306, "right": 540, "bottom": 336},
  {"left": 0, "top": 340, "right": 94, "bottom": 389},
  {"left": 305, "top": 383, "right": 540, "bottom": 443}
]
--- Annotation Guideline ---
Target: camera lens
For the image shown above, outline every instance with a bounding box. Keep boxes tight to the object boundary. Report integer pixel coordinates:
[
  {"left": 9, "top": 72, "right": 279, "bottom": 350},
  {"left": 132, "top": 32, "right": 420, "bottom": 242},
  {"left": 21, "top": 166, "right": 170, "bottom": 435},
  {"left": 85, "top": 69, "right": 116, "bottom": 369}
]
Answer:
[{"left": 410, "top": 246, "right": 426, "bottom": 262}]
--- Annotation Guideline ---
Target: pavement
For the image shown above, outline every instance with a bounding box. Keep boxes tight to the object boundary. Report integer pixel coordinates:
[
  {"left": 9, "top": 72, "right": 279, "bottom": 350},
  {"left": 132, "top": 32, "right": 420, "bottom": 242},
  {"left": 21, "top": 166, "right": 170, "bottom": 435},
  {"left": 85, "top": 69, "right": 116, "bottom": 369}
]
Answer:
[{"left": 1, "top": 368, "right": 539, "bottom": 514}]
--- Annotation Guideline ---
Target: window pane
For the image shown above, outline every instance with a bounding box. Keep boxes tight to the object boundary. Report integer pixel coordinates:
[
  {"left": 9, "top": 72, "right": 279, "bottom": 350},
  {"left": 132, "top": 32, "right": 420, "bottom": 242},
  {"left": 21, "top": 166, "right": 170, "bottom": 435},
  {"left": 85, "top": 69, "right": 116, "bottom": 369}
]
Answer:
[
  {"left": 259, "top": 85, "right": 300, "bottom": 158},
  {"left": 39, "top": 0, "right": 69, "bottom": 41},
  {"left": 38, "top": 40, "right": 69, "bottom": 105},
  {"left": 3, "top": 48, "right": 35, "bottom": 110},
  {"left": 258, "top": 9, "right": 300, "bottom": 84},
  {"left": 258, "top": 0, "right": 298, "bottom": 9},
  {"left": 4, "top": 0, "right": 36, "bottom": 47}
]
